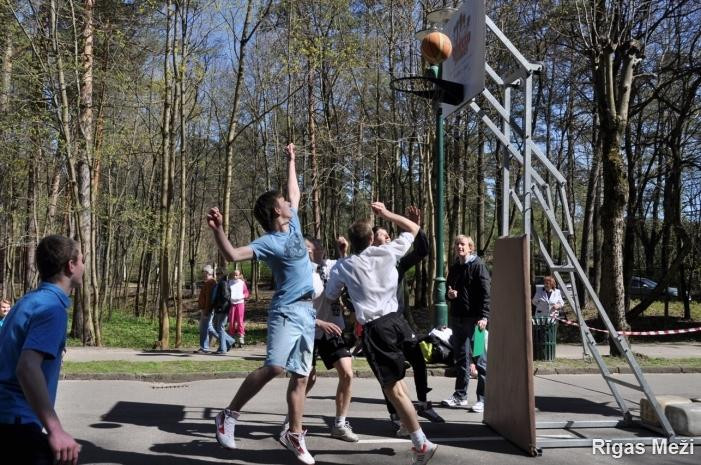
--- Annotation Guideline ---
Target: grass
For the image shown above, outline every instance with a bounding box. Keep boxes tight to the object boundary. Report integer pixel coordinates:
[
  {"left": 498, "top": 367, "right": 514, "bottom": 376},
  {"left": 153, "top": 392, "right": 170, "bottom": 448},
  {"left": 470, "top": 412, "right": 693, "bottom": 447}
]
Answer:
[
  {"left": 67, "top": 307, "right": 269, "bottom": 349},
  {"left": 576, "top": 299, "right": 701, "bottom": 321},
  {"left": 534, "top": 355, "right": 701, "bottom": 370},
  {"left": 633, "top": 299, "right": 701, "bottom": 320},
  {"left": 61, "top": 355, "right": 700, "bottom": 377},
  {"left": 62, "top": 358, "right": 371, "bottom": 375}
]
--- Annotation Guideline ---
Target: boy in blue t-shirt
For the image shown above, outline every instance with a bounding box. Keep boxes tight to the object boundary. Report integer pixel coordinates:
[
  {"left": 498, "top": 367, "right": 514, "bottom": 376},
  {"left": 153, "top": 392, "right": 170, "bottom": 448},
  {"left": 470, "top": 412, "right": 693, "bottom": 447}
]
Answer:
[
  {"left": 0, "top": 235, "right": 83, "bottom": 465},
  {"left": 208, "top": 143, "right": 317, "bottom": 464}
]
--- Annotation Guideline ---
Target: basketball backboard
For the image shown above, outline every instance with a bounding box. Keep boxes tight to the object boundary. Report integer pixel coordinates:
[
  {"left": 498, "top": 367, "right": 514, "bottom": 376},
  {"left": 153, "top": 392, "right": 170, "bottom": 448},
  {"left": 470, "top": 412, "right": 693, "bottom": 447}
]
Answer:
[{"left": 440, "top": 0, "right": 485, "bottom": 116}]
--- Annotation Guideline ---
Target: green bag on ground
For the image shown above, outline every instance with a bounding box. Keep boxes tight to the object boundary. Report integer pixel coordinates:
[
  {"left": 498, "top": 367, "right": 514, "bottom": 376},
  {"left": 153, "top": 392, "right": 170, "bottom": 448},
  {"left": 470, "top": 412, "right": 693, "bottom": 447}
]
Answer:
[{"left": 472, "top": 326, "right": 485, "bottom": 357}]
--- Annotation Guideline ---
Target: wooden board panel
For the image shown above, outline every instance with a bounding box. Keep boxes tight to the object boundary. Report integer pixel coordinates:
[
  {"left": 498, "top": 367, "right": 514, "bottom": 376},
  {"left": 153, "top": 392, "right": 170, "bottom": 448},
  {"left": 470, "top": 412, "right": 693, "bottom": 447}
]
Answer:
[{"left": 483, "top": 235, "right": 537, "bottom": 456}]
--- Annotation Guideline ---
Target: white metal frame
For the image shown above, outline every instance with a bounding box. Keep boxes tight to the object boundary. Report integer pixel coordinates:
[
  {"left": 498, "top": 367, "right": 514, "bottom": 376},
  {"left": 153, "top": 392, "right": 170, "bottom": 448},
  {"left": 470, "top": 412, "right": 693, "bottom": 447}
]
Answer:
[{"left": 449, "top": 15, "right": 678, "bottom": 449}]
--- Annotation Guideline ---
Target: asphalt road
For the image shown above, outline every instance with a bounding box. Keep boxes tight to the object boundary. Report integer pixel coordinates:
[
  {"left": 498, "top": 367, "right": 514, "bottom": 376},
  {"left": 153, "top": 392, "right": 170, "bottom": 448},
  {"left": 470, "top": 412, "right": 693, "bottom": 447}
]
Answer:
[{"left": 58, "top": 373, "right": 700, "bottom": 464}]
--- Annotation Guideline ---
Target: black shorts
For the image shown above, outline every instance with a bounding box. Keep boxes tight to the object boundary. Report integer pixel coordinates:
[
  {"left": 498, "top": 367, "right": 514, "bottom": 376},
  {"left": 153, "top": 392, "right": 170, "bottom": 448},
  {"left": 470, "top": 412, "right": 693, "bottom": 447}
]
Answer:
[
  {"left": 313, "top": 334, "right": 352, "bottom": 370},
  {"left": 0, "top": 423, "right": 53, "bottom": 465},
  {"left": 362, "top": 312, "right": 418, "bottom": 387}
]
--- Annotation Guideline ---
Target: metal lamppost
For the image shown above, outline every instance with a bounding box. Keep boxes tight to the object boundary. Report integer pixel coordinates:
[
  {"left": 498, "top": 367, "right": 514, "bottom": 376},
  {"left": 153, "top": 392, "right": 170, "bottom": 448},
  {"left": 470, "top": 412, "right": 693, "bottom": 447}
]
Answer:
[{"left": 416, "top": 7, "right": 457, "bottom": 328}]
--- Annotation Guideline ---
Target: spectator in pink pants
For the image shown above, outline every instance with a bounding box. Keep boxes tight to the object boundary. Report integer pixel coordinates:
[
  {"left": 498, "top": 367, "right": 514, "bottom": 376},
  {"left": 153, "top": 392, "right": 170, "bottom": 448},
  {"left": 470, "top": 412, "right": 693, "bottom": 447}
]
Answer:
[{"left": 228, "top": 269, "right": 250, "bottom": 347}]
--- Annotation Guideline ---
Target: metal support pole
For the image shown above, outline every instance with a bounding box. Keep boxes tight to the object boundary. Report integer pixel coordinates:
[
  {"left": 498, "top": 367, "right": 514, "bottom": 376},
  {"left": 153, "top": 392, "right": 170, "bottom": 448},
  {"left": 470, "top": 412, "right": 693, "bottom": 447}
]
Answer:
[
  {"left": 501, "top": 86, "right": 511, "bottom": 236},
  {"left": 523, "top": 74, "right": 533, "bottom": 238},
  {"left": 430, "top": 65, "right": 448, "bottom": 328}
]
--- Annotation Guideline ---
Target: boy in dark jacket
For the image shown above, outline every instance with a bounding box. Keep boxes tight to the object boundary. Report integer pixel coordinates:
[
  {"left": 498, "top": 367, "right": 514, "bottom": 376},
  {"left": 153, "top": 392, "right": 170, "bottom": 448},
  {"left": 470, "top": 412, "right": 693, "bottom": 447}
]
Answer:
[{"left": 442, "top": 235, "right": 490, "bottom": 413}]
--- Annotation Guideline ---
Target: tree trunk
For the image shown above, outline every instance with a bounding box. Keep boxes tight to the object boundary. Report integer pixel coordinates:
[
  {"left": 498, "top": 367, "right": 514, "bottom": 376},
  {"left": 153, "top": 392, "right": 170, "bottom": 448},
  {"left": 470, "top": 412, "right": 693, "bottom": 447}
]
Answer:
[
  {"left": 23, "top": 142, "right": 38, "bottom": 293},
  {"left": 578, "top": 120, "right": 601, "bottom": 307},
  {"left": 50, "top": 0, "right": 96, "bottom": 344},
  {"left": 476, "top": 124, "right": 485, "bottom": 254},
  {"left": 223, "top": 0, "right": 255, "bottom": 241},
  {"left": 307, "top": 63, "right": 321, "bottom": 237},
  {"left": 157, "top": 0, "right": 175, "bottom": 349},
  {"left": 599, "top": 138, "right": 630, "bottom": 348}
]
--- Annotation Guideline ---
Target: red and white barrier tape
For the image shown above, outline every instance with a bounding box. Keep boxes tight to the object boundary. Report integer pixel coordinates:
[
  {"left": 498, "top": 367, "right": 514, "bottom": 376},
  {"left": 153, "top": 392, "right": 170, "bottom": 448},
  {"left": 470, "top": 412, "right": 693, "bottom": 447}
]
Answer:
[{"left": 553, "top": 317, "right": 701, "bottom": 336}]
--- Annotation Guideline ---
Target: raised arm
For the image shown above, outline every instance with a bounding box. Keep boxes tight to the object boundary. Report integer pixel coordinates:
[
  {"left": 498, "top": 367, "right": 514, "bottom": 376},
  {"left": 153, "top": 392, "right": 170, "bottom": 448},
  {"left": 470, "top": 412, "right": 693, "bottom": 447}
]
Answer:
[
  {"left": 370, "top": 202, "right": 419, "bottom": 237},
  {"left": 397, "top": 207, "right": 428, "bottom": 278},
  {"left": 286, "top": 143, "right": 300, "bottom": 210},
  {"left": 206, "top": 207, "right": 254, "bottom": 262}
]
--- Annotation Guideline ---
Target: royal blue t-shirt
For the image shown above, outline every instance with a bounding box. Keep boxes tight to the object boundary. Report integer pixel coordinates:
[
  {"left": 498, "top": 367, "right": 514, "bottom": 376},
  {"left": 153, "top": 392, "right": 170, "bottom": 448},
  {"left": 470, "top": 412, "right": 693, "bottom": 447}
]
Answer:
[
  {"left": 0, "top": 282, "right": 70, "bottom": 428},
  {"left": 249, "top": 208, "right": 314, "bottom": 307}
]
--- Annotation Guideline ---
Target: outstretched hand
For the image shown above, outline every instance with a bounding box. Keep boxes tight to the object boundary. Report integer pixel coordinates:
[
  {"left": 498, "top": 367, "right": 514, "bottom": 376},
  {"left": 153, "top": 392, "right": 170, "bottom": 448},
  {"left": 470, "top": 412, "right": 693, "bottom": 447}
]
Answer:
[
  {"left": 336, "top": 236, "right": 349, "bottom": 257},
  {"left": 285, "top": 143, "right": 296, "bottom": 161},
  {"left": 206, "top": 207, "right": 224, "bottom": 231},
  {"left": 370, "top": 201, "right": 389, "bottom": 218},
  {"left": 406, "top": 205, "right": 421, "bottom": 224}
]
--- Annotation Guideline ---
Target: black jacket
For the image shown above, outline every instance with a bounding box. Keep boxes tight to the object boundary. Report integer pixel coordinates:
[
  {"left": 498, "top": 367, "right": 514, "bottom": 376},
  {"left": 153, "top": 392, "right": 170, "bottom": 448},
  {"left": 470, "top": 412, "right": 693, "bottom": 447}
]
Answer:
[
  {"left": 446, "top": 255, "right": 491, "bottom": 320},
  {"left": 397, "top": 229, "right": 429, "bottom": 284}
]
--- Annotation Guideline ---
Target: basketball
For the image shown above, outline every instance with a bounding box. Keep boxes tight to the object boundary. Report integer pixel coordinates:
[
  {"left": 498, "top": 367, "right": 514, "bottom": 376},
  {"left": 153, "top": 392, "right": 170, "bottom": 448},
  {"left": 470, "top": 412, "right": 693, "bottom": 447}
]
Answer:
[{"left": 421, "top": 31, "right": 452, "bottom": 65}]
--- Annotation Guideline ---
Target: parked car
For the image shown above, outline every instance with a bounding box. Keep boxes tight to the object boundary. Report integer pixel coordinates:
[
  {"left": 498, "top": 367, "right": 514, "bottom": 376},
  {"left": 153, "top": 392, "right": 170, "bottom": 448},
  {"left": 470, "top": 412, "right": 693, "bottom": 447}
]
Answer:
[{"left": 629, "top": 276, "right": 678, "bottom": 300}]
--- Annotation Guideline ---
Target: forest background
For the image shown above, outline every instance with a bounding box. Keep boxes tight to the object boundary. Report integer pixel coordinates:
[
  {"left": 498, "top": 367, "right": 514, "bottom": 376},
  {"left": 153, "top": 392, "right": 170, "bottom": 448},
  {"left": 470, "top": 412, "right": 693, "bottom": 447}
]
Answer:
[{"left": 0, "top": 0, "right": 699, "bottom": 349}]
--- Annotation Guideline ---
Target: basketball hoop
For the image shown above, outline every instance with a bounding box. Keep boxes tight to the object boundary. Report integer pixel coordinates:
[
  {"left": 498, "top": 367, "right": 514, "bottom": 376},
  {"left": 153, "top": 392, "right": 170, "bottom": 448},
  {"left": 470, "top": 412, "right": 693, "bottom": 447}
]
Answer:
[{"left": 389, "top": 75, "right": 464, "bottom": 105}]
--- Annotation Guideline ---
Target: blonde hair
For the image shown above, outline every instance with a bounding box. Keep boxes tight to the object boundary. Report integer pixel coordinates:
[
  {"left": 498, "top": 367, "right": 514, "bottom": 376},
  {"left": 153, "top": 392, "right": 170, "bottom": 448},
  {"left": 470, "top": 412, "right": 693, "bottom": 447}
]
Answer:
[
  {"left": 543, "top": 275, "right": 557, "bottom": 288},
  {"left": 454, "top": 235, "right": 475, "bottom": 252}
]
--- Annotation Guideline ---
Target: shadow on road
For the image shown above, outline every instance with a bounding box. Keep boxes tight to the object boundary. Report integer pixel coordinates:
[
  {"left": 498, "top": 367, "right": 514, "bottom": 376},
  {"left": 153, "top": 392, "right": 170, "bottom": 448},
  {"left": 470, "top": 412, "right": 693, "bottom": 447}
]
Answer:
[
  {"left": 92, "top": 399, "right": 536, "bottom": 461},
  {"left": 535, "top": 396, "right": 621, "bottom": 416}
]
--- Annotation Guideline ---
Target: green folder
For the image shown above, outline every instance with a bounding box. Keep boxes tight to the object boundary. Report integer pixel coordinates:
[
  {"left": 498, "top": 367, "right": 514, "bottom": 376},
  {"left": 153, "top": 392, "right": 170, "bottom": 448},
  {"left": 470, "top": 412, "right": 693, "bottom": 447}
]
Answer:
[{"left": 472, "top": 326, "right": 485, "bottom": 357}]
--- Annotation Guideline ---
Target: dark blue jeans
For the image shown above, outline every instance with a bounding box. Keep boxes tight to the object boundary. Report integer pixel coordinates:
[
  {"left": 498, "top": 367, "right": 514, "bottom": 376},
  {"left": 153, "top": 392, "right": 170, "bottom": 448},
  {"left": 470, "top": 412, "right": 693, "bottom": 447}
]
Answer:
[
  {"left": 213, "top": 311, "right": 234, "bottom": 353},
  {"left": 450, "top": 316, "right": 487, "bottom": 402},
  {"left": 198, "top": 312, "right": 218, "bottom": 351}
]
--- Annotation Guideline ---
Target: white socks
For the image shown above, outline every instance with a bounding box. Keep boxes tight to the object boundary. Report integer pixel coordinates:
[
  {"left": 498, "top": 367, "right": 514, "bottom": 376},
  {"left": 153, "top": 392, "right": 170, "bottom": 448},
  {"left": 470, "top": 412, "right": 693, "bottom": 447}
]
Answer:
[{"left": 409, "top": 428, "right": 427, "bottom": 449}]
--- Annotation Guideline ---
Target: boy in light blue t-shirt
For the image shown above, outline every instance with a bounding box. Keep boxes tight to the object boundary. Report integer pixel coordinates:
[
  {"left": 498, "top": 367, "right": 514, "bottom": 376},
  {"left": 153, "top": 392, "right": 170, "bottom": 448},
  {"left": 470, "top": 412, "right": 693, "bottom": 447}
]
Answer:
[{"left": 207, "top": 143, "right": 317, "bottom": 464}]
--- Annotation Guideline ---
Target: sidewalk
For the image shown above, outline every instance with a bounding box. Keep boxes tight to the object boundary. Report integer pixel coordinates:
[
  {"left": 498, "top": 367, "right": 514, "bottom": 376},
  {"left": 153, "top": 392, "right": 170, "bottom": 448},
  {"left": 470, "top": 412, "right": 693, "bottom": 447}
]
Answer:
[
  {"left": 557, "top": 342, "right": 701, "bottom": 359},
  {"left": 64, "top": 342, "right": 700, "bottom": 363}
]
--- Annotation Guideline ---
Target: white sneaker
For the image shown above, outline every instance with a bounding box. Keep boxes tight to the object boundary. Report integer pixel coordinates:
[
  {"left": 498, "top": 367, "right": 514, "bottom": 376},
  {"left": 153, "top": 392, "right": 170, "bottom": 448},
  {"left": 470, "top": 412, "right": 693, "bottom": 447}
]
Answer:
[
  {"left": 330, "top": 422, "right": 359, "bottom": 442},
  {"left": 412, "top": 440, "right": 438, "bottom": 465},
  {"left": 471, "top": 401, "right": 484, "bottom": 413},
  {"left": 441, "top": 395, "right": 468, "bottom": 408},
  {"left": 215, "top": 409, "right": 238, "bottom": 449},
  {"left": 280, "top": 429, "right": 315, "bottom": 464}
]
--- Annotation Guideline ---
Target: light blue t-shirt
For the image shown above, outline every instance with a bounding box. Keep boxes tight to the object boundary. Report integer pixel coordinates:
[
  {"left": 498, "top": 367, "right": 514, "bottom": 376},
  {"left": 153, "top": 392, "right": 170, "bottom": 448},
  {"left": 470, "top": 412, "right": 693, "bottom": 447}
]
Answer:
[
  {"left": 0, "top": 282, "right": 70, "bottom": 428},
  {"left": 249, "top": 208, "right": 314, "bottom": 307}
]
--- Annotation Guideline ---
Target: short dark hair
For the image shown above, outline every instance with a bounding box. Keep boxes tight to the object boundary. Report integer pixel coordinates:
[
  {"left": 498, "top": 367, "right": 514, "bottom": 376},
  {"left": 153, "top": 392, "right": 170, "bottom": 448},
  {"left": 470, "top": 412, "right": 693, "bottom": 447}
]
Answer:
[
  {"left": 348, "top": 220, "right": 373, "bottom": 254},
  {"left": 35, "top": 235, "right": 80, "bottom": 282},
  {"left": 253, "top": 190, "right": 283, "bottom": 232},
  {"left": 304, "top": 235, "right": 322, "bottom": 248}
]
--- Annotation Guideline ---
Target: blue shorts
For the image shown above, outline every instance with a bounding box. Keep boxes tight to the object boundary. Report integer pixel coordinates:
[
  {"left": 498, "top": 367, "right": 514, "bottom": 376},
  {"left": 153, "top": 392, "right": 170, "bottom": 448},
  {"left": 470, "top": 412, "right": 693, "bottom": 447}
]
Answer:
[{"left": 265, "top": 301, "right": 316, "bottom": 376}]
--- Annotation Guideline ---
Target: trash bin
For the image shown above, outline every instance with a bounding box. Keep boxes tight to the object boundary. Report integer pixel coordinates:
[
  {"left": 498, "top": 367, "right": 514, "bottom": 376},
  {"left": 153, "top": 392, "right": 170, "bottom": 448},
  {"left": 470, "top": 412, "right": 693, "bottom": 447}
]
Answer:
[{"left": 532, "top": 317, "right": 557, "bottom": 361}]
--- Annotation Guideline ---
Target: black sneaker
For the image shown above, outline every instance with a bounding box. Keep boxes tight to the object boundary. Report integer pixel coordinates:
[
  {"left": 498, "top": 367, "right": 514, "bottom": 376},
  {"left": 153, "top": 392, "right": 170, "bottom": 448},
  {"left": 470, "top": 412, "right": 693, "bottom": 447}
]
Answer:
[{"left": 416, "top": 401, "right": 445, "bottom": 423}]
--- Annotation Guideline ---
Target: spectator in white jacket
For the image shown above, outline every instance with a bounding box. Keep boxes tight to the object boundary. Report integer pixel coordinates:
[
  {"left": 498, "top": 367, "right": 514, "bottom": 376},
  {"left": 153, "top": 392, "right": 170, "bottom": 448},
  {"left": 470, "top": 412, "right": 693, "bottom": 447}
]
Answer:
[{"left": 532, "top": 275, "right": 564, "bottom": 318}]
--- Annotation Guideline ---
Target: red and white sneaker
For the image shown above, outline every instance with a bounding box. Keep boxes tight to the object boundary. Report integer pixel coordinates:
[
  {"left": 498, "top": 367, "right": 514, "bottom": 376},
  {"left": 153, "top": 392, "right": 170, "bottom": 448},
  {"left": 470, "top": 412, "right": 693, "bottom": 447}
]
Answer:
[
  {"left": 412, "top": 440, "right": 438, "bottom": 465},
  {"left": 279, "top": 429, "right": 315, "bottom": 464},
  {"left": 215, "top": 409, "right": 238, "bottom": 449}
]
